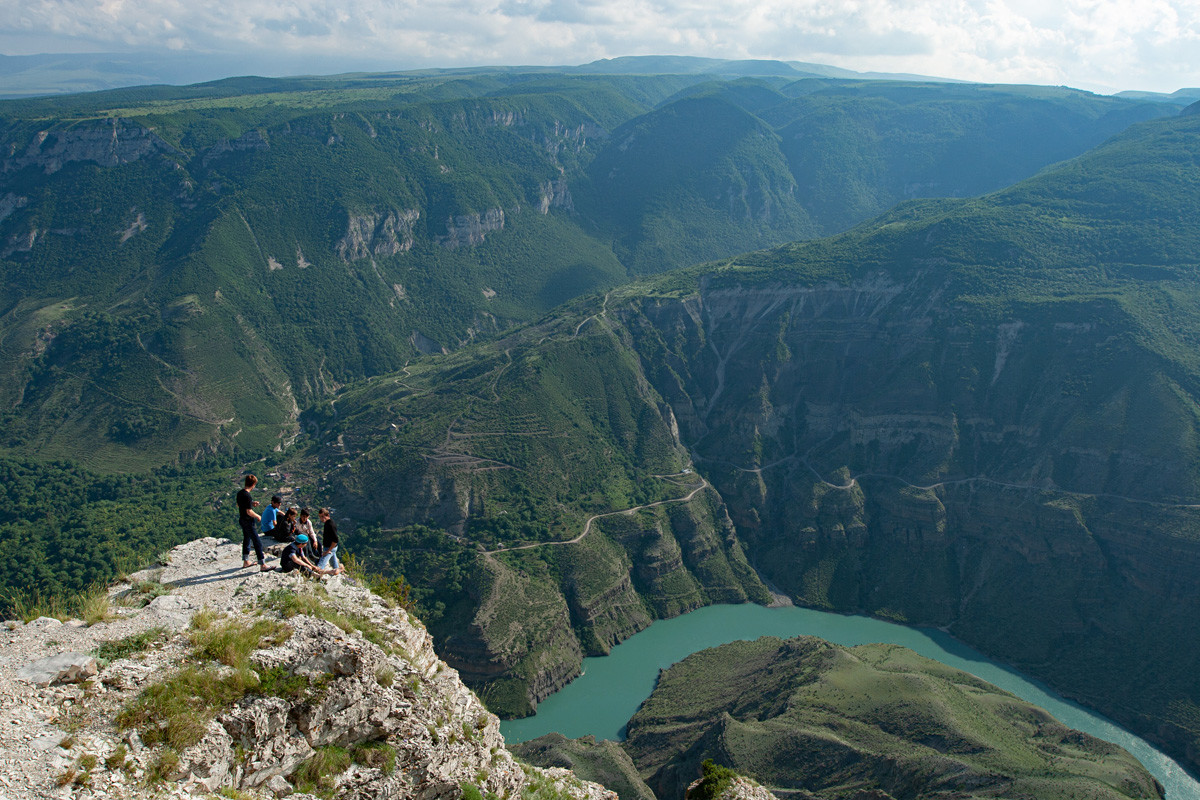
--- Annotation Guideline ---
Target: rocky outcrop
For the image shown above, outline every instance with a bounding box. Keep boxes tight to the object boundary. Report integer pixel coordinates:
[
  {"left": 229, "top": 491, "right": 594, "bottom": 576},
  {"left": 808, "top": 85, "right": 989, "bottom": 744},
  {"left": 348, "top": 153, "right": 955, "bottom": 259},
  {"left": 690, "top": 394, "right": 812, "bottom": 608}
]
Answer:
[
  {"left": 539, "top": 180, "right": 573, "bottom": 214},
  {"left": 0, "top": 537, "right": 617, "bottom": 800},
  {"left": 338, "top": 209, "right": 420, "bottom": 261},
  {"left": 3, "top": 119, "right": 181, "bottom": 175},
  {"left": 686, "top": 775, "right": 779, "bottom": 800},
  {"left": 0, "top": 191, "right": 27, "bottom": 223},
  {"left": 436, "top": 209, "right": 505, "bottom": 249}
]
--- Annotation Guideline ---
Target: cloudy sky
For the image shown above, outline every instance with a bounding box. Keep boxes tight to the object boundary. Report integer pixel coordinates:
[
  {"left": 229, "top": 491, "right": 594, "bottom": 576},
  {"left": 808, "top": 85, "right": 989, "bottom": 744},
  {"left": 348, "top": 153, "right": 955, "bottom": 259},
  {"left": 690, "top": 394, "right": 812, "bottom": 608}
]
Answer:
[{"left": 1, "top": 0, "right": 1198, "bottom": 93}]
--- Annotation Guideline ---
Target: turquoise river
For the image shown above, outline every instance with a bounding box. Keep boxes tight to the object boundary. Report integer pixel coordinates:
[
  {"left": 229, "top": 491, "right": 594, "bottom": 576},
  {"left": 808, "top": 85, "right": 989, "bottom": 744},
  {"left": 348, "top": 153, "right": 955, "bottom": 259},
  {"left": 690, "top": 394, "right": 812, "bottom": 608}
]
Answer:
[{"left": 500, "top": 603, "right": 1199, "bottom": 799}]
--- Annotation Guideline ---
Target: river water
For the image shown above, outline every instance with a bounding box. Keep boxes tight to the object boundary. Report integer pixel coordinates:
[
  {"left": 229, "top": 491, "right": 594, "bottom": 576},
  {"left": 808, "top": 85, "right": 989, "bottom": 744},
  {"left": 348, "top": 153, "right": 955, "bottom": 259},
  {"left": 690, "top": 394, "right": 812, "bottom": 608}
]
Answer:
[{"left": 500, "top": 603, "right": 1199, "bottom": 799}]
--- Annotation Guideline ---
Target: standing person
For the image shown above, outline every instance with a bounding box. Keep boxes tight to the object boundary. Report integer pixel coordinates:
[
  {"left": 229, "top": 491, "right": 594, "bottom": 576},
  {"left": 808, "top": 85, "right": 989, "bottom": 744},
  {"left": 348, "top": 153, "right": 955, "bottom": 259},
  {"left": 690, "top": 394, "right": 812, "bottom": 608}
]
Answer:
[
  {"left": 260, "top": 495, "right": 283, "bottom": 540},
  {"left": 238, "top": 475, "right": 274, "bottom": 572},
  {"left": 317, "top": 507, "right": 344, "bottom": 575}
]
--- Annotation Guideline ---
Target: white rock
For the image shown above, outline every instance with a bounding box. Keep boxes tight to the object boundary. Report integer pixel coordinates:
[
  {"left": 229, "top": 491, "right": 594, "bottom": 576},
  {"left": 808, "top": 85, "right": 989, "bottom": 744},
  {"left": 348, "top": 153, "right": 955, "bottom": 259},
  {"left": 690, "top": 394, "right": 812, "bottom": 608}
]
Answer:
[{"left": 15, "top": 652, "right": 99, "bottom": 687}]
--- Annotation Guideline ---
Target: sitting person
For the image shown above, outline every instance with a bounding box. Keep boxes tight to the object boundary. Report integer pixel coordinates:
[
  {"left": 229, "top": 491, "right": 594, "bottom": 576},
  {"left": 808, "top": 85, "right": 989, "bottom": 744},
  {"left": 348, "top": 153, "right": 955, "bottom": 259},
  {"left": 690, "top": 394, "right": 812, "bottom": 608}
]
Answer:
[
  {"left": 275, "top": 507, "right": 298, "bottom": 542},
  {"left": 296, "top": 508, "right": 317, "bottom": 553},
  {"left": 280, "top": 534, "right": 326, "bottom": 576}
]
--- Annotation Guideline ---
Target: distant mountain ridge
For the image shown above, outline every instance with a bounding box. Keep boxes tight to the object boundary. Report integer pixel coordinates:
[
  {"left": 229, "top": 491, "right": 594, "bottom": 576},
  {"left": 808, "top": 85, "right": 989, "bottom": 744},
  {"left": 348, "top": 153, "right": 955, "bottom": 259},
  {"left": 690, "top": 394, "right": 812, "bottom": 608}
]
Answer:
[{"left": 0, "top": 53, "right": 962, "bottom": 100}]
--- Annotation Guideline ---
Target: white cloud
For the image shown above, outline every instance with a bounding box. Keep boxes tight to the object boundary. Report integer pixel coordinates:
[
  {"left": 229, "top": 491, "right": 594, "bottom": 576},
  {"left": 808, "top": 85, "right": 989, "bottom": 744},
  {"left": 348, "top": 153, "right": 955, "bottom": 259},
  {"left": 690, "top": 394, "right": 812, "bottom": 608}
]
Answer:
[{"left": 1, "top": 0, "right": 1198, "bottom": 92}]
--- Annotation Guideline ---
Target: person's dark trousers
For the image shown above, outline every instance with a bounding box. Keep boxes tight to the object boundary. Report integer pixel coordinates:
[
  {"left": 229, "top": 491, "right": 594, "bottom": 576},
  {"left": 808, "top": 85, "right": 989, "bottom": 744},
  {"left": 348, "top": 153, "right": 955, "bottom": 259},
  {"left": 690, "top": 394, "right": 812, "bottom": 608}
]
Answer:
[{"left": 241, "top": 518, "right": 264, "bottom": 565}]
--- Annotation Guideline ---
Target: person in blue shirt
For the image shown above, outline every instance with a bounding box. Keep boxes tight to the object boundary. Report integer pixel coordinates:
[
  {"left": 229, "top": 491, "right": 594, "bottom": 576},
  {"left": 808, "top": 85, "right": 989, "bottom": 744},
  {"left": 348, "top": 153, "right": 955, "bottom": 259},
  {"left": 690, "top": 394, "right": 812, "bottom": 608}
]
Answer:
[{"left": 260, "top": 495, "right": 283, "bottom": 539}]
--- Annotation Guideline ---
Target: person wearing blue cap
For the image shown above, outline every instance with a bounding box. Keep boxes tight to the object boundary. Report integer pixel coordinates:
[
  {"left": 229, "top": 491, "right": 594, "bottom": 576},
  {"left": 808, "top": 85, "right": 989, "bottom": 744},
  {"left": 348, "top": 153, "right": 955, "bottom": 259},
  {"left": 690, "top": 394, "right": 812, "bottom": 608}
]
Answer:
[{"left": 280, "top": 533, "right": 327, "bottom": 575}]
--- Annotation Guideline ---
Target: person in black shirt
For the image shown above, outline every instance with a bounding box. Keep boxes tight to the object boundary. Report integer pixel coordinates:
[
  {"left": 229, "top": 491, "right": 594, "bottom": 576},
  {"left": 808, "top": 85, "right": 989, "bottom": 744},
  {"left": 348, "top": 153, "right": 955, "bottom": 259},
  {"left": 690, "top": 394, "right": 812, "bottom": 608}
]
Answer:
[
  {"left": 317, "top": 507, "right": 344, "bottom": 575},
  {"left": 275, "top": 507, "right": 298, "bottom": 542},
  {"left": 280, "top": 534, "right": 325, "bottom": 575},
  {"left": 237, "top": 474, "right": 274, "bottom": 571}
]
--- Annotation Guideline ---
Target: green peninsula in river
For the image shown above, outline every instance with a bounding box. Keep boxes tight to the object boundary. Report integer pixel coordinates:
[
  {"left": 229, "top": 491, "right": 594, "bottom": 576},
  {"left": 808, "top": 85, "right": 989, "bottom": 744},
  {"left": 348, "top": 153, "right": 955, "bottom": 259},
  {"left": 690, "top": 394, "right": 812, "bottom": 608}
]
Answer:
[{"left": 623, "top": 636, "right": 1163, "bottom": 800}]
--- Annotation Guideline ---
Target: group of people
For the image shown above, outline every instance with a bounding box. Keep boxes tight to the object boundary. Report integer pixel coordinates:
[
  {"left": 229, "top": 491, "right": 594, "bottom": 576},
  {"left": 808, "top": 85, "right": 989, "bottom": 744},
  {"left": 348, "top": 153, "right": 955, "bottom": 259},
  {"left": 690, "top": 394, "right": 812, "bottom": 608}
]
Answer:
[{"left": 236, "top": 473, "right": 344, "bottom": 577}]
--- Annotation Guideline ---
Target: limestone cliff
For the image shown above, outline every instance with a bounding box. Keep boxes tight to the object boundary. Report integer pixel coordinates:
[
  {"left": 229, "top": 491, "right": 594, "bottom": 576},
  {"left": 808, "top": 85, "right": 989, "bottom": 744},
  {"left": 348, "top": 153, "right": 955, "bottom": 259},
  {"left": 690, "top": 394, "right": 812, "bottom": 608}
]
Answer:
[
  {"left": 0, "top": 538, "right": 616, "bottom": 800},
  {"left": 436, "top": 209, "right": 506, "bottom": 249},
  {"left": 338, "top": 209, "right": 420, "bottom": 261}
]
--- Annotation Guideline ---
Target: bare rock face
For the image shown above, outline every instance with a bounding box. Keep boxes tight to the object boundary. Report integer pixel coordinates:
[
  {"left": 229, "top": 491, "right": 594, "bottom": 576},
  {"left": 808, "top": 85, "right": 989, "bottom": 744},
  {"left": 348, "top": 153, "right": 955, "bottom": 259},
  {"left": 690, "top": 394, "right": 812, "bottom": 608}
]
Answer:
[
  {"left": 0, "top": 537, "right": 616, "bottom": 800},
  {"left": 338, "top": 209, "right": 420, "bottom": 261},
  {"left": 539, "top": 180, "right": 573, "bottom": 214},
  {"left": 436, "top": 208, "right": 505, "bottom": 249}
]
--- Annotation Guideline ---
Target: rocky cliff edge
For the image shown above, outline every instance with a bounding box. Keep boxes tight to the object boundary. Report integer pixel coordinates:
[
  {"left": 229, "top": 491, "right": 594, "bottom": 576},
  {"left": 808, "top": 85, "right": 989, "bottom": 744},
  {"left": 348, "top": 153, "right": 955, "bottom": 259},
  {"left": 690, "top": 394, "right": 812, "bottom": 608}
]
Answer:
[{"left": 0, "top": 537, "right": 616, "bottom": 800}]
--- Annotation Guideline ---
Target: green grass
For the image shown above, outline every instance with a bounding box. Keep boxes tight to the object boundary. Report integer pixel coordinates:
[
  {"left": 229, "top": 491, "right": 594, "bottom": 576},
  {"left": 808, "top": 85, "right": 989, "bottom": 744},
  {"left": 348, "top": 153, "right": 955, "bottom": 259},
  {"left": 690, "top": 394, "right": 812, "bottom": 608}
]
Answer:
[
  {"left": 93, "top": 627, "right": 165, "bottom": 664},
  {"left": 292, "top": 746, "right": 352, "bottom": 797},
  {"left": 351, "top": 741, "right": 396, "bottom": 775},
  {"left": 116, "top": 612, "right": 293, "bottom": 751},
  {"left": 258, "top": 586, "right": 388, "bottom": 647},
  {"left": 188, "top": 612, "right": 290, "bottom": 667}
]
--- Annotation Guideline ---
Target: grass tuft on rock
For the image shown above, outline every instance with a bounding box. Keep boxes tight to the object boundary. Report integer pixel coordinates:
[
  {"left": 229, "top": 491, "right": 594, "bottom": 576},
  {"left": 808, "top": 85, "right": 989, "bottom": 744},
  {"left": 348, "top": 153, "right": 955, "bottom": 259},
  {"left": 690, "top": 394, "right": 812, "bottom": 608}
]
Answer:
[
  {"left": 292, "top": 745, "right": 352, "bottom": 796},
  {"left": 189, "top": 613, "right": 290, "bottom": 667},
  {"left": 259, "top": 586, "right": 388, "bottom": 646},
  {"left": 351, "top": 740, "right": 396, "bottom": 775}
]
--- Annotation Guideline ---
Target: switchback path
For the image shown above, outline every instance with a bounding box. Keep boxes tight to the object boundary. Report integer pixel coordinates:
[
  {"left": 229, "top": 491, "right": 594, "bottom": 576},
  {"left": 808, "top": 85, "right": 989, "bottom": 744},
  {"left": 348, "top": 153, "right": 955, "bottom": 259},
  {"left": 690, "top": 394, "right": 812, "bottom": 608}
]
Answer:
[
  {"left": 696, "top": 448, "right": 1200, "bottom": 511},
  {"left": 483, "top": 471, "right": 709, "bottom": 555}
]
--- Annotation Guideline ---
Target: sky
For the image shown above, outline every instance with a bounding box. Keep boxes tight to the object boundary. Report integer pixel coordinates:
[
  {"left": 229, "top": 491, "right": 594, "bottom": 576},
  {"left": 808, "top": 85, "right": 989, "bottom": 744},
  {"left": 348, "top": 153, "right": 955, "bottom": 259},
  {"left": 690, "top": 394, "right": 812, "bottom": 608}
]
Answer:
[{"left": 1, "top": 0, "right": 1198, "bottom": 94}]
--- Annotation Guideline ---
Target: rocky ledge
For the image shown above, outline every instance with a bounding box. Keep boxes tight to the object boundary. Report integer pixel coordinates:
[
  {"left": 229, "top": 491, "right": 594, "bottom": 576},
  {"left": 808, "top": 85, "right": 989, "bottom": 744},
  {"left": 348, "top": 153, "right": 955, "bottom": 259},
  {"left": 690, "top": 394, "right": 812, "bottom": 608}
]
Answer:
[{"left": 0, "top": 537, "right": 616, "bottom": 800}]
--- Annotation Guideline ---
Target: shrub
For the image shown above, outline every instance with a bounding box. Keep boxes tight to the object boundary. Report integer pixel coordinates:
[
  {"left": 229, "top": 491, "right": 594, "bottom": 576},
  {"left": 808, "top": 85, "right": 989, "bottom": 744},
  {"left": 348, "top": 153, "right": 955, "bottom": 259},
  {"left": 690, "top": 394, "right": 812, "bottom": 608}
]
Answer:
[{"left": 686, "top": 760, "right": 737, "bottom": 800}]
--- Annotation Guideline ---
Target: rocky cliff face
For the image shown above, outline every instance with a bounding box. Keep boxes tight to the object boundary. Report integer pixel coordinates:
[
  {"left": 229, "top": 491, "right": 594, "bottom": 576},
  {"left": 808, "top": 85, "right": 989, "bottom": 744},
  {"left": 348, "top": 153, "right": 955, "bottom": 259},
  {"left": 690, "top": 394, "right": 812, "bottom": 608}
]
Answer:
[
  {"left": 0, "top": 538, "right": 616, "bottom": 800},
  {"left": 338, "top": 209, "right": 421, "bottom": 261},
  {"left": 436, "top": 209, "right": 506, "bottom": 249},
  {"left": 429, "top": 492, "right": 770, "bottom": 718}
]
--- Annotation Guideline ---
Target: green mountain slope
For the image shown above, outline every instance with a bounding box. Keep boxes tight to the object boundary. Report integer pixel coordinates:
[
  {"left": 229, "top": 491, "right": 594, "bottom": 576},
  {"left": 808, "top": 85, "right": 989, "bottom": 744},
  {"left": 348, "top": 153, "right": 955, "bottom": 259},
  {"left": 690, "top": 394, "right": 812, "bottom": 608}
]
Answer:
[
  {"left": 306, "top": 110, "right": 1200, "bottom": 773},
  {"left": 0, "top": 72, "right": 1169, "bottom": 471},
  {"left": 0, "top": 75, "right": 674, "bottom": 469},
  {"left": 624, "top": 637, "right": 1163, "bottom": 800}
]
